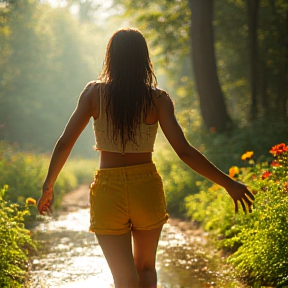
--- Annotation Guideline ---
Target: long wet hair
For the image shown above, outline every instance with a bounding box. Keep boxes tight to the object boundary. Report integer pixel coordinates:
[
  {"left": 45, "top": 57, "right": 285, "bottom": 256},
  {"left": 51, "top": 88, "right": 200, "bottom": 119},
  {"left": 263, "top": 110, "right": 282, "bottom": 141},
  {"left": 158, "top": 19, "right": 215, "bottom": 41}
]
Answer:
[{"left": 98, "top": 28, "right": 157, "bottom": 149}]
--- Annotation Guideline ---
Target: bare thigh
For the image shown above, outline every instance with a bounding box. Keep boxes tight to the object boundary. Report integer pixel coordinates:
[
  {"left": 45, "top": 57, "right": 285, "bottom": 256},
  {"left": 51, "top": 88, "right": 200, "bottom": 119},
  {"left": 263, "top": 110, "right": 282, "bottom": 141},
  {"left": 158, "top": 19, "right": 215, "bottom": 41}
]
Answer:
[
  {"left": 132, "top": 226, "right": 163, "bottom": 270},
  {"left": 96, "top": 232, "right": 138, "bottom": 287}
]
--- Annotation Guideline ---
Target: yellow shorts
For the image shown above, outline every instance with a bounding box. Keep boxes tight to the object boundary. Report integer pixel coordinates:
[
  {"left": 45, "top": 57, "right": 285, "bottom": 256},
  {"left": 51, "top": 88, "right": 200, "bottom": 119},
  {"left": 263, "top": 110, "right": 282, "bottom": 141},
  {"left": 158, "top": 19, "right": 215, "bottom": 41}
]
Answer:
[{"left": 89, "top": 163, "right": 169, "bottom": 235}]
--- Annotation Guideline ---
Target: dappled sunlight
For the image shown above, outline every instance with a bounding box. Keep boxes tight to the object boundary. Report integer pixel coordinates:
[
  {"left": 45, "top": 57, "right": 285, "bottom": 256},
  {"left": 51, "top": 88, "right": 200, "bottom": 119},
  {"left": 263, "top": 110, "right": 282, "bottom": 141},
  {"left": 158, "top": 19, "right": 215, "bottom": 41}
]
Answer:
[
  {"left": 30, "top": 210, "right": 114, "bottom": 287},
  {"left": 36, "top": 208, "right": 91, "bottom": 232},
  {"left": 157, "top": 220, "right": 241, "bottom": 288},
  {"left": 29, "top": 207, "right": 243, "bottom": 288}
]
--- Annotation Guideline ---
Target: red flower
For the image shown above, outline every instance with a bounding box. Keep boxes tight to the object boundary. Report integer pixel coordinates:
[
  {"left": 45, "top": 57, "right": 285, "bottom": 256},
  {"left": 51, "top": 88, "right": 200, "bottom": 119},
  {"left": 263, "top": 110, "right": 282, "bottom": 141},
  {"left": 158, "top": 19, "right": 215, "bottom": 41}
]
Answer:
[
  {"left": 261, "top": 171, "right": 272, "bottom": 180},
  {"left": 269, "top": 143, "right": 288, "bottom": 156},
  {"left": 270, "top": 160, "right": 280, "bottom": 167}
]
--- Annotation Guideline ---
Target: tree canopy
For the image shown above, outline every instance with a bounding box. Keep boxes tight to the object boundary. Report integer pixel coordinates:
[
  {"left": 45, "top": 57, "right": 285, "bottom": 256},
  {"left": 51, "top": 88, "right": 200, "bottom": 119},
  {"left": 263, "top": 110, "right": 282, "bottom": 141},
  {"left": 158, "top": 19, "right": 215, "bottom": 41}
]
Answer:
[
  {"left": 114, "top": 0, "right": 288, "bottom": 129},
  {"left": 0, "top": 0, "right": 287, "bottom": 155},
  {"left": 0, "top": 0, "right": 119, "bottom": 156}
]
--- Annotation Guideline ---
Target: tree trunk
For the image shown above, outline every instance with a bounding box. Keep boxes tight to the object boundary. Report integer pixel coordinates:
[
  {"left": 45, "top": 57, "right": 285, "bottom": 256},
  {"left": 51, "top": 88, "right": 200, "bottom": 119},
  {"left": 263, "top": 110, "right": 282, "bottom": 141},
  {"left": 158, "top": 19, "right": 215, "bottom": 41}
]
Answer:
[
  {"left": 246, "top": 0, "right": 260, "bottom": 120},
  {"left": 188, "top": 0, "right": 231, "bottom": 132},
  {"left": 276, "top": 10, "right": 288, "bottom": 120},
  {"left": 258, "top": 61, "right": 269, "bottom": 114}
]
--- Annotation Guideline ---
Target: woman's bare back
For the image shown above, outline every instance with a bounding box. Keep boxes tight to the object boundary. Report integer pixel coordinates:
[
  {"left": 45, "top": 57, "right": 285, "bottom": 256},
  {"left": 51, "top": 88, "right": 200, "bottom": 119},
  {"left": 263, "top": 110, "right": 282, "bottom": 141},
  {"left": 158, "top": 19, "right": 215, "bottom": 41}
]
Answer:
[{"left": 89, "top": 83, "right": 161, "bottom": 168}]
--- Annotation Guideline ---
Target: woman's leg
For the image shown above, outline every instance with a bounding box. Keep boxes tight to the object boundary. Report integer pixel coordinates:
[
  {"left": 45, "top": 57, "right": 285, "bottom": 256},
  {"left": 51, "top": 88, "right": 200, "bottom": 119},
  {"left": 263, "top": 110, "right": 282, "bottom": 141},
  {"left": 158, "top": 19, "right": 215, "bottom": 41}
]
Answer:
[
  {"left": 96, "top": 231, "right": 139, "bottom": 288},
  {"left": 132, "top": 226, "right": 163, "bottom": 288}
]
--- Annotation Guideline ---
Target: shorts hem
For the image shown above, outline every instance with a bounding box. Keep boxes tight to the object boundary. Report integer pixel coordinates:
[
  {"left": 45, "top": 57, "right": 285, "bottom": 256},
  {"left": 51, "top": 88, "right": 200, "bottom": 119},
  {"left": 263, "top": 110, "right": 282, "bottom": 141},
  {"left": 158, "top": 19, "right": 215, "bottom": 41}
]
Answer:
[
  {"left": 89, "top": 227, "right": 131, "bottom": 235},
  {"left": 133, "top": 214, "right": 169, "bottom": 231},
  {"left": 89, "top": 214, "right": 169, "bottom": 235}
]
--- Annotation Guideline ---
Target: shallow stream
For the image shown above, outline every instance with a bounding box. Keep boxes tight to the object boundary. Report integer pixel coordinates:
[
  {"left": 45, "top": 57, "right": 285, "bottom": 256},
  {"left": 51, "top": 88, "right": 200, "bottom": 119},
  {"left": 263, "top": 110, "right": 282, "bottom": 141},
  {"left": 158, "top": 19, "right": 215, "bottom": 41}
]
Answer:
[{"left": 28, "top": 186, "right": 244, "bottom": 288}]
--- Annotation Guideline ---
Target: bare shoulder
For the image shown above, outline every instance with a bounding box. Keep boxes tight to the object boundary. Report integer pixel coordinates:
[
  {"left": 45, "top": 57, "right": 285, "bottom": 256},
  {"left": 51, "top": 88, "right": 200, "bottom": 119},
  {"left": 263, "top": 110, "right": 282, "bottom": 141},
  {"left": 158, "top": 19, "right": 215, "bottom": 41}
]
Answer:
[
  {"left": 78, "top": 81, "right": 101, "bottom": 104},
  {"left": 82, "top": 80, "right": 100, "bottom": 94},
  {"left": 152, "top": 87, "right": 174, "bottom": 111}
]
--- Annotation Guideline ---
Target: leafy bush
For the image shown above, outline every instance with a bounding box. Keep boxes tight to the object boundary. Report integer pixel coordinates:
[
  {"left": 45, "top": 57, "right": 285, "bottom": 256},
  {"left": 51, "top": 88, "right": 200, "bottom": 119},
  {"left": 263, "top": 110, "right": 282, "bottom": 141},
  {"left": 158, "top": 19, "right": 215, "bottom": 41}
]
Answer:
[
  {"left": 0, "top": 142, "right": 46, "bottom": 203},
  {"left": 184, "top": 116, "right": 288, "bottom": 173},
  {"left": 185, "top": 182, "right": 235, "bottom": 234},
  {"left": 64, "top": 157, "right": 98, "bottom": 185},
  {"left": 153, "top": 138, "right": 201, "bottom": 216},
  {"left": 153, "top": 113, "right": 288, "bottom": 218},
  {"left": 0, "top": 141, "right": 97, "bottom": 209},
  {"left": 228, "top": 181, "right": 288, "bottom": 286},
  {"left": 185, "top": 143, "right": 288, "bottom": 287},
  {"left": 0, "top": 185, "right": 37, "bottom": 287}
]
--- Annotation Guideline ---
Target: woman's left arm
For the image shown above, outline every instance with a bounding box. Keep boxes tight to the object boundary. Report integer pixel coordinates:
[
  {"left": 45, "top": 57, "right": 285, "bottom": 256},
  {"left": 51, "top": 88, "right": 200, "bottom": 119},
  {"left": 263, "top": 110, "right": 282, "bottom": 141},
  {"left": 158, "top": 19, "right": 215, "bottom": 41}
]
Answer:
[
  {"left": 38, "top": 83, "right": 95, "bottom": 214},
  {"left": 156, "top": 91, "right": 254, "bottom": 213}
]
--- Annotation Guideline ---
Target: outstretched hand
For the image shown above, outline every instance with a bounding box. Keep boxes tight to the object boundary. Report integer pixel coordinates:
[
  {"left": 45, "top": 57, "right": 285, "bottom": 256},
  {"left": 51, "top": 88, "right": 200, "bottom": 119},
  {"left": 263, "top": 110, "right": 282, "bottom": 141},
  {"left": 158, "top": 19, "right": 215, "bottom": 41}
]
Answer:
[
  {"left": 37, "top": 186, "right": 54, "bottom": 215},
  {"left": 225, "top": 181, "right": 255, "bottom": 213}
]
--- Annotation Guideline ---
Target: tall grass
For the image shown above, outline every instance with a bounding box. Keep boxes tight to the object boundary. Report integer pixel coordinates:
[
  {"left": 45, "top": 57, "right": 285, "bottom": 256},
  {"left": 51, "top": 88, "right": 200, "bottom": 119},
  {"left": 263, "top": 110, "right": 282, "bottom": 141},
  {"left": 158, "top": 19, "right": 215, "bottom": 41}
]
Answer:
[{"left": 0, "top": 141, "right": 98, "bottom": 208}]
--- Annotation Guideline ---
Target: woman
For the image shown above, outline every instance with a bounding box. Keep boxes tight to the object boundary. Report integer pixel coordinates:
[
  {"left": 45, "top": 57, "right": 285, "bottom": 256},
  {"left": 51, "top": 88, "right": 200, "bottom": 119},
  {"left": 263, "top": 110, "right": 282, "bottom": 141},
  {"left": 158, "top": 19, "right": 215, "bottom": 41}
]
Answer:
[{"left": 37, "top": 28, "right": 254, "bottom": 288}]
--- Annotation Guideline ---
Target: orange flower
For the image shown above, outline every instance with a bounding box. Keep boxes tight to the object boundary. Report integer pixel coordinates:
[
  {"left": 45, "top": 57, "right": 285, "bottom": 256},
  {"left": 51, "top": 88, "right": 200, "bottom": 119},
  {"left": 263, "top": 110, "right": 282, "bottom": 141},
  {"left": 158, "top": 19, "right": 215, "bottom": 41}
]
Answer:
[
  {"left": 241, "top": 151, "right": 254, "bottom": 161},
  {"left": 270, "top": 160, "right": 280, "bottom": 167},
  {"left": 261, "top": 171, "right": 272, "bottom": 180},
  {"left": 229, "top": 166, "right": 239, "bottom": 177},
  {"left": 26, "top": 197, "right": 37, "bottom": 206},
  {"left": 269, "top": 143, "right": 288, "bottom": 156},
  {"left": 283, "top": 182, "right": 288, "bottom": 193}
]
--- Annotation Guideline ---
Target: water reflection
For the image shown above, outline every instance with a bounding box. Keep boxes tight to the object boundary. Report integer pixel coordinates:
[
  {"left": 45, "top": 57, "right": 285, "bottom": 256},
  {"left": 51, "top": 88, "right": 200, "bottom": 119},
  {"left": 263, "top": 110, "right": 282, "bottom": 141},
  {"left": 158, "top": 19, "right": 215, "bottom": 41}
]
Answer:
[
  {"left": 29, "top": 209, "right": 243, "bottom": 288},
  {"left": 157, "top": 221, "right": 241, "bottom": 288},
  {"left": 30, "top": 209, "right": 114, "bottom": 287}
]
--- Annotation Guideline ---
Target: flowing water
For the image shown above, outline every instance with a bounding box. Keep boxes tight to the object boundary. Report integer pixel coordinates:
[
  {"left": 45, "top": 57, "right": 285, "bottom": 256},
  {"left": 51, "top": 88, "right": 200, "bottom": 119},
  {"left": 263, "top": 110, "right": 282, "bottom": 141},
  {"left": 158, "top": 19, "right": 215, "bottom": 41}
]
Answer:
[{"left": 28, "top": 186, "right": 244, "bottom": 288}]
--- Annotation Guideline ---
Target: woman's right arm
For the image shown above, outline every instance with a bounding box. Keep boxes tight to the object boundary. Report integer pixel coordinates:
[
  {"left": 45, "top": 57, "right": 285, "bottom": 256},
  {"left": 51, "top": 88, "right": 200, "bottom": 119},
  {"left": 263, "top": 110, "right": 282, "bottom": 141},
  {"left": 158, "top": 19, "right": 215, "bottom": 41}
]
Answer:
[
  {"left": 156, "top": 91, "right": 254, "bottom": 213},
  {"left": 37, "top": 82, "right": 98, "bottom": 214}
]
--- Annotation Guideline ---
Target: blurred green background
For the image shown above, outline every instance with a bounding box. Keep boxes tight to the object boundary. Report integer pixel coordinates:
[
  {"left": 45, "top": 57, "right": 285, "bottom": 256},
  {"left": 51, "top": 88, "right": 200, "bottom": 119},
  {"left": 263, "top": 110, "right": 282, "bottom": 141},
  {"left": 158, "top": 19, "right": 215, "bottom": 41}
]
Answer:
[
  {"left": 1, "top": 2, "right": 288, "bottom": 286},
  {"left": 0, "top": 0, "right": 287, "bottom": 212}
]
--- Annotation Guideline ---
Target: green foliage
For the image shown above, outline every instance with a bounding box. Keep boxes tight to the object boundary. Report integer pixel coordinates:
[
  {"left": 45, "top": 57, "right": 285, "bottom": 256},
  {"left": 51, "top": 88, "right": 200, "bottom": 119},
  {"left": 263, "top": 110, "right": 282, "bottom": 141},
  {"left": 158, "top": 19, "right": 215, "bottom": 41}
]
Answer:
[
  {"left": 0, "top": 141, "right": 46, "bottom": 204},
  {"left": 185, "top": 182, "right": 235, "bottom": 233},
  {"left": 64, "top": 157, "right": 98, "bottom": 185},
  {"left": 185, "top": 117, "right": 288, "bottom": 173},
  {"left": 114, "top": 0, "right": 190, "bottom": 61},
  {"left": 153, "top": 112, "right": 288, "bottom": 218},
  {"left": 185, "top": 143, "right": 288, "bottom": 286},
  {"left": 153, "top": 135, "right": 202, "bottom": 216},
  {"left": 0, "top": 185, "right": 37, "bottom": 287},
  {"left": 0, "top": 141, "right": 97, "bottom": 209},
  {"left": 115, "top": 0, "right": 288, "bottom": 126},
  {"left": 0, "top": 0, "right": 115, "bottom": 157},
  {"left": 228, "top": 182, "right": 288, "bottom": 286}
]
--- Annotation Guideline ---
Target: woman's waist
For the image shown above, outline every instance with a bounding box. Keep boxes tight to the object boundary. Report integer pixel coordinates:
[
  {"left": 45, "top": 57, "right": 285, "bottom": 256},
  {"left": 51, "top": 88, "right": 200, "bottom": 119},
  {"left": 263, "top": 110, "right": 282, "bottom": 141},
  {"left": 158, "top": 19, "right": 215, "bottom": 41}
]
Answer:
[
  {"left": 93, "top": 160, "right": 158, "bottom": 182},
  {"left": 99, "top": 151, "right": 152, "bottom": 169}
]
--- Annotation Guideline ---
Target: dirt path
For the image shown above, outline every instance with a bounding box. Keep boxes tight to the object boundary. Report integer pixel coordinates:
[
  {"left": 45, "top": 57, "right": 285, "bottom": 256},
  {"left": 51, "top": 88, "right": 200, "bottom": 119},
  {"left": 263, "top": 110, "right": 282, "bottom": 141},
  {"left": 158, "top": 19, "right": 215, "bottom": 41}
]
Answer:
[
  {"left": 61, "top": 184, "right": 90, "bottom": 210},
  {"left": 28, "top": 185, "right": 244, "bottom": 288}
]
